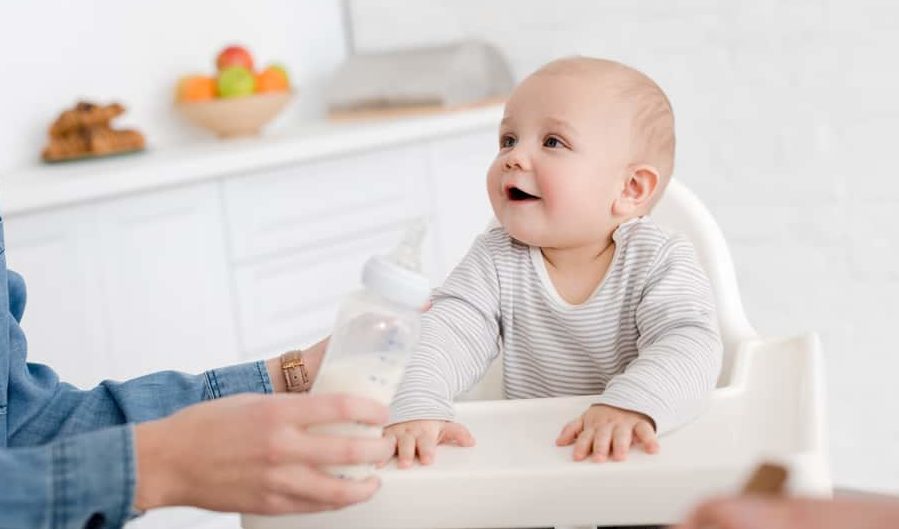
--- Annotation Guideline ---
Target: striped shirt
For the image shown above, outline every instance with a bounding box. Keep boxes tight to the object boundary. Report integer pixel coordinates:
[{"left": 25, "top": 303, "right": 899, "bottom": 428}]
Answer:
[{"left": 390, "top": 217, "right": 723, "bottom": 434}]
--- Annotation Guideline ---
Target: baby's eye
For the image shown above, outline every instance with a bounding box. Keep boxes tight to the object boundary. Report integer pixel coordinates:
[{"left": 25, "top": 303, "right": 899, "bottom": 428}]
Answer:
[
  {"left": 543, "top": 136, "right": 564, "bottom": 148},
  {"left": 500, "top": 135, "right": 516, "bottom": 149}
]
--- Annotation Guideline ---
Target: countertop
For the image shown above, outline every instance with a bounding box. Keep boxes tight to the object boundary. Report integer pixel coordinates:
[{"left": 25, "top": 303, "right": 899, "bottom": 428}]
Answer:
[{"left": 0, "top": 105, "right": 502, "bottom": 217}]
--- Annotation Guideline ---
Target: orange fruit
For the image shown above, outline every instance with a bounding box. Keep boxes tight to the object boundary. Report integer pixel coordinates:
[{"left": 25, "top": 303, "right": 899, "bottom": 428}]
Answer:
[
  {"left": 176, "top": 75, "right": 216, "bottom": 102},
  {"left": 255, "top": 65, "right": 290, "bottom": 93}
]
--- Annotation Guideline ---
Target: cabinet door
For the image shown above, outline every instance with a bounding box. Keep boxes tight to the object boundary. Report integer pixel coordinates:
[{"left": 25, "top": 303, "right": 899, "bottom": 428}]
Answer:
[
  {"left": 426, "top": 132, "right": 498, "bottom": 281},
  {"left": 3, "top": 208, "right": 109, "bottom": 389},
  {"left": 96, "top": 185, "right": 239, "bottom": 380},
  {"left": 222, "top": 145, "right": 431, "bottom": 263},
  {"left": 3, "top": 183, "right": 238, "bottom": 386}
]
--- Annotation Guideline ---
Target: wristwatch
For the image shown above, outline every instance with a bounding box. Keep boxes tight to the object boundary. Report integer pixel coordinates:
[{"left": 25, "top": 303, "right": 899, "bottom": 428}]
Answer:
[{"left": 280, "top": 349, "right": 312, "bottom": 393}]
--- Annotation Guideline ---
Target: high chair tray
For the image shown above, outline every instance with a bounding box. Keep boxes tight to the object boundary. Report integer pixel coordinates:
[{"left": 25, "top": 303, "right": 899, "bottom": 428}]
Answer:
[{"left": 243, "top": 333, "right": 830, "bottom": 529}]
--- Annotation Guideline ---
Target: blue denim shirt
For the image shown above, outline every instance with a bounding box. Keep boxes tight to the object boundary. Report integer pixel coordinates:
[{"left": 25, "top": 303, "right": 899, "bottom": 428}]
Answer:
[{"left": 0, "top": 216, "right": 274, "bottom": 528}]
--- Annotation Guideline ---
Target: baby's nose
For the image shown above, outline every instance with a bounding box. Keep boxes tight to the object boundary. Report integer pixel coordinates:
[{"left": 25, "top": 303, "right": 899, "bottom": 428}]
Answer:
[{"left": 503, "top": 151, "right": 525, "bottom": 171}]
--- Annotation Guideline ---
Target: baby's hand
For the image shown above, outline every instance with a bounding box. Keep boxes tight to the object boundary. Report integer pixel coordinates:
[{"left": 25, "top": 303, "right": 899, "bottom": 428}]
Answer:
[
  {"left": 555, "top": 404, "right": 659, "bottom": 462},
  {"left": 383, "top": 420, "right": 475, "bottom": 468}
]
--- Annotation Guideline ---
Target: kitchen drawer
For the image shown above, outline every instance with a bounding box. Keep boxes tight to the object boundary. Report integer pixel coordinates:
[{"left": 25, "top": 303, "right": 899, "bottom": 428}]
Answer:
[
  {"left": 233, "top": 226, "right": 437, "bottom": 357},
  {"left": 222, "top": 145, "right": 431, "bottom": 263}
]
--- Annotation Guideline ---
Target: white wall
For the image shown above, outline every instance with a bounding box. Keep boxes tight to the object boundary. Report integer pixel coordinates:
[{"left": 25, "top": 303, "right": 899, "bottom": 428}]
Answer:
[
  {"left": 349, "top": 0, "right": 899, "bottom": 493},
  {"left": 0, "top": 0, "right": 347, "bottom": 174}
]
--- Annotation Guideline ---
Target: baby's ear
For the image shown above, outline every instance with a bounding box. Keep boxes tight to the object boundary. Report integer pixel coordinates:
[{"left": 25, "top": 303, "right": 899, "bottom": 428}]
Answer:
[{"left": 612, "top": 164, "right": 660, "bottom": 217}]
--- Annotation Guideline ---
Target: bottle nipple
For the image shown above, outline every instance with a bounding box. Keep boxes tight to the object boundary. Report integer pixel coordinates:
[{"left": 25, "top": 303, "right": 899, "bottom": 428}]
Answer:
[{"left": 388, "top": 218, "right": 426, "bottom": 273}]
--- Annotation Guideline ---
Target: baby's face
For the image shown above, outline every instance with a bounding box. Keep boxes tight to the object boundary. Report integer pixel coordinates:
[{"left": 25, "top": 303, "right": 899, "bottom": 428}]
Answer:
[{"left": 487, "top": 70, "right": 635, "bottom": 249}]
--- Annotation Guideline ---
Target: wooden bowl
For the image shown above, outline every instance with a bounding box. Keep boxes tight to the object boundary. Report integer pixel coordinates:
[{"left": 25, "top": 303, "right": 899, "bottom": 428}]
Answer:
[{"left": 176, "top": 92, "right": 292, "bottom": 138}]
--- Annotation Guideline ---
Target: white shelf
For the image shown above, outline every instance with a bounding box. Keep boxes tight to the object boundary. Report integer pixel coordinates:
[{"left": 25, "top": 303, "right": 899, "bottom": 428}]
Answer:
[{"left": 0, "top": 105, "right": 502, "bottom": 217}]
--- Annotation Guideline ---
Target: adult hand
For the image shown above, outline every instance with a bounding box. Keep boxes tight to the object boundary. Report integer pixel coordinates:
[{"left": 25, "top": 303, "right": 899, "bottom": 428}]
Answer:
[
  {"left": 675, "top": 495, "right": 899, "bottom": 529},
  {"left": 133, "top": 393, "right": 395, "bottom": 514}
]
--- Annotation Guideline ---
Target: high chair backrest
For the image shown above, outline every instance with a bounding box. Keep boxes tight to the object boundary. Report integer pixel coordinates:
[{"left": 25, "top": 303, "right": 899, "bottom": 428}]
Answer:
[
  {"left": 460, "top": 178, "right": 757, "bottom": 400},
  {"left": 649, "top": 178, "right": 757, "bottom": 385}
]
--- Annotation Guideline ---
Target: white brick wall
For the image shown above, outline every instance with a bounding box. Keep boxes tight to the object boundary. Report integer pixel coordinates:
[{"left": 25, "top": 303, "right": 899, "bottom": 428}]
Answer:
[{"left": 350, "top": 0, "right": 899, "bottom": 493}]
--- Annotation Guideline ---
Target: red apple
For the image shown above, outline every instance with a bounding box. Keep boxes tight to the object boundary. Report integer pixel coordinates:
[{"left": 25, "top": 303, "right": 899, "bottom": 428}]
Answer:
[{"left": 216, "top": 45, "right": 254, "bottom": 72}]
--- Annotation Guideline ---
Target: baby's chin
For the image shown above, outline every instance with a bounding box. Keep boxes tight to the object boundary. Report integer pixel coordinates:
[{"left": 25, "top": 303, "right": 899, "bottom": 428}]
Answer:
[{"left": 499, "top": 220, "right": 553, "bottom": 248}]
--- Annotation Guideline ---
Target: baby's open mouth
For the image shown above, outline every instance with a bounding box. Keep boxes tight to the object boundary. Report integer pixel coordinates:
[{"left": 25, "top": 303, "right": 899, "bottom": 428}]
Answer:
[{"left": 506, "top": 186, "right": 540, "bottom": 201}]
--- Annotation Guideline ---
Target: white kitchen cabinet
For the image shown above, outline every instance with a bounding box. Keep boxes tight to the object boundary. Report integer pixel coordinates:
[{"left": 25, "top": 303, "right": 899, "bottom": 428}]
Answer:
[
  {"left": 3, "top": 183, "right": 238, "bottom": 387},
  {"left": 222, "top": 145, "right": 431, "bottom": 263},
  {"left": 94, "top": 184, "right": 239, "bottom": 381},
  {"left": 3, "top": 207, "right": 109, "bottom": 389}
]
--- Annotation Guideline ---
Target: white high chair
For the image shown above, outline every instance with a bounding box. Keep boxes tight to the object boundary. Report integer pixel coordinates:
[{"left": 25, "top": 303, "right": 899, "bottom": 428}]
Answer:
[{"left": 243, "top": 179, "right": 831, "bottom": 529}]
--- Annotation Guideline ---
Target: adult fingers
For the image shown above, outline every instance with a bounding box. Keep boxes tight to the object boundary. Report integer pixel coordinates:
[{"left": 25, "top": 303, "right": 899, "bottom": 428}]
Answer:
[
  {"left": 268, "top": 465, "right": 382, "bottom": 509},
  {"left": 287, "top": 432, "right": 395, "bottom": 466},
  {"left": 674, "top": 496, "right": 784, "bottom": 529},
  {"left": 285, "top": 394, "right": 389, "bottom": 428},
  {"left": 245, "top": 494, "right": 338, "bottom": 516},
  {"left": 633, "top": 422, "right": 659, "bottom": 454}
]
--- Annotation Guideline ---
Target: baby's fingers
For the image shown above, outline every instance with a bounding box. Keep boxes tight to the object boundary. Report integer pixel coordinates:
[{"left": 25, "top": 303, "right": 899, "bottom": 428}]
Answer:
[
  {"left": 573, "top": 428, "right": 596, "bottom": 461},
  {"left": 634, "top": 422, "right": 659, "bottom": 454},
  {"left": 417, "top": 432, "right": 437, "bottom": 465},
  {"left": 377, "top": 433, "right": 398, "bottom": 468},
  {"left": 591, "top": 424, "right": 614, "bottom": 462},
  {"left": 556, "top": 417, "right": 584, "bottom": 446},
  {"left": 441, "top": 422, "right": 476, "bottom": 448},
  {"left": 611, "top": 424, "right": 633, "bottom": 461},
  {"left": 396, "top": 433, "right": 417, "bottom": 469}
]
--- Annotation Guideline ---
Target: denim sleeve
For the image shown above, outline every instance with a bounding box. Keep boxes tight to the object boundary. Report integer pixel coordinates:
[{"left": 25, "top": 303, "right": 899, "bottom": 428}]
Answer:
[
  {"left": 0, "top": 425, "right": 136, "bottom": 529},
  {"left": 7, "top": 270, "right": 274, "bottom": 445},
  {"left": 7, "top": 354, "right": 273, "bottom": 447}
]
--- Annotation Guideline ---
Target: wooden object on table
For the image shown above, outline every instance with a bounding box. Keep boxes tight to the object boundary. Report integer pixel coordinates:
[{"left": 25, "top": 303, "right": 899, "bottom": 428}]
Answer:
[
  {"left": 328, "top": 96, "right": 505, "bottom": 122},
  {"left": 176, "top": 91, "right": 292, "bottom": 138},
  {"left": 741, "top": 462, "right": 789, "bottom": 496},
  {"left": 326, "top": 41, "right": 513, "bottom": 120}
]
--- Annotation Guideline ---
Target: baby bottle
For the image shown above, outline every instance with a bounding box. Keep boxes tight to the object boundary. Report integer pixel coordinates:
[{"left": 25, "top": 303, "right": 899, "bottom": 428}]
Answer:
[{"left": 309, "top": 222, "right": 430, "bottom": 479}]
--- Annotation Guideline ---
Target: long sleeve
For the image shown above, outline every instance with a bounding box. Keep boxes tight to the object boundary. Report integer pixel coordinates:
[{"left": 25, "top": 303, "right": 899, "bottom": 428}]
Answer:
[
  {"left": 0, "top": 425, "right": 136, "bottom": 529},
  {"left": 1, "top": 259, "right": 273, "bottom": 528},
  {"left": 3, "top": 270, "right": 273, "bottom": 447},
  {"left": 594, "top": 236, "right": 723, "bottom": 434},
  {"left": 390, "top": 232, "right": 503, "bottom": 424}
]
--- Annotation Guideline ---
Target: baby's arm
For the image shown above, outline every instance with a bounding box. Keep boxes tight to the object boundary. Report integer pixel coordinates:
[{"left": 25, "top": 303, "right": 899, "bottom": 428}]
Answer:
[
  {"left": 561, "top": 237, "right": 722, "bottom": 461},
  {"left": 387, "top": 231, "right": 503, "bottom": 464}
]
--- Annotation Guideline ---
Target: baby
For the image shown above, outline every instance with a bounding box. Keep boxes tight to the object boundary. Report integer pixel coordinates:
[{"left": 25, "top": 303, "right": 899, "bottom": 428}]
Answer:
[{"left": 385, "top": 57, "right": 722, "bottom": 465}]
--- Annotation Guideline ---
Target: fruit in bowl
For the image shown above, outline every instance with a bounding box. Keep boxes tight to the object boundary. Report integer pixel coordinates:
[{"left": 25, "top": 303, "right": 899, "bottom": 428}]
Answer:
[
  {"left": 255, "top": 65, "right": 290, "bottom": 93},
  {"left": 217, "top": 45, "right": 255, "bottom": 71},
  {"left": 217, "top": 66, "right": 256, "bottom": 98},
  {"left": 176, "top": 45, "right": 293, "bottom": 138},
  {"left": 176, "top": 75, "right": 216, "bottom": 102}
]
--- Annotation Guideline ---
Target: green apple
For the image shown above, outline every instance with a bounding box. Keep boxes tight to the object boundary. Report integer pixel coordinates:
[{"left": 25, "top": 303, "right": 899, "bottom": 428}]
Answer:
[{"left": 217, "top": 66, "right": 255, "bottom": 98}]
